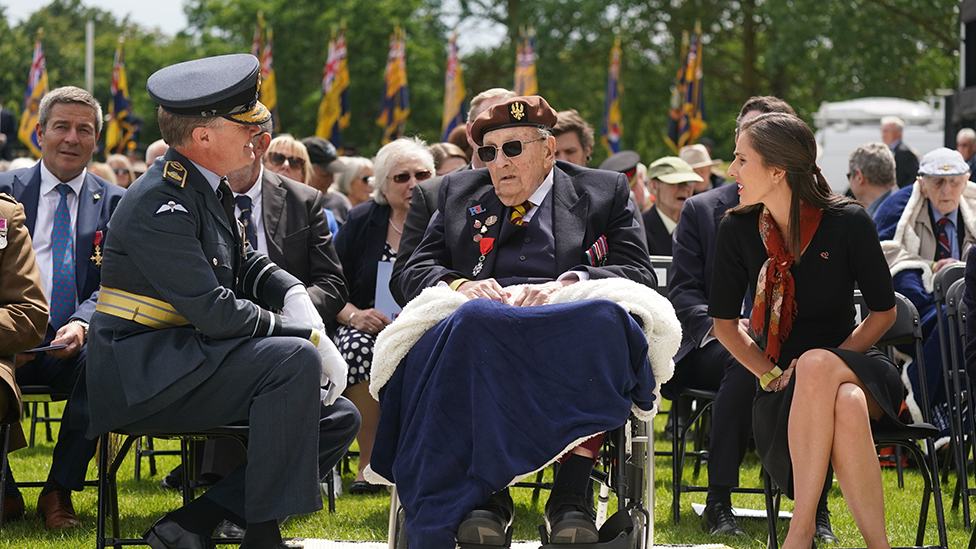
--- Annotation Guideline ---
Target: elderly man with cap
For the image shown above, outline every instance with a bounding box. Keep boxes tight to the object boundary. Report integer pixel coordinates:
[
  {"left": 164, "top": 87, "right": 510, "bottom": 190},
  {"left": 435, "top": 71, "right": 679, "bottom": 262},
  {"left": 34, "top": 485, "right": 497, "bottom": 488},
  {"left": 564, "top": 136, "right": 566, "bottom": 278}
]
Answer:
[
  {"left": 302, "top": 136, "right": 351, "bottom": 225},
  {"left": 679, "top": 144, "right": 726, "bottom": 193},
  {"left": 881, "top": 147, "right": 975, "bottom": 436},
  {"left": 376, "top": 96, "right": 666, "bottom": 548},
  {"left": 641, "top": 157, "right": 701, "bottom": 256},
  {"left": 85, "top": 54, "right": 360, "bottom": 549}
]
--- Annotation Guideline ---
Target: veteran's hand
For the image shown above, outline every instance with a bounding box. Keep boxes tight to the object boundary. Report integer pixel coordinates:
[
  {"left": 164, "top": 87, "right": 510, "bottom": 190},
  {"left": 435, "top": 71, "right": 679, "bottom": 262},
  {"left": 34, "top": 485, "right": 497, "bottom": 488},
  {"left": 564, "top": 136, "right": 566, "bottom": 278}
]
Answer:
[
  {"left": 351, "top": 308, "right": 391, "bottom": 335},
  {"left": 933, "top": 258, "right": 963, "bottom": 274},
  {"left": 456, "top": 279, "right": 511, "bottom": 304},
  {"left": 513, "top": 280, "right": 574, "bottom": 307},
  {"left": 48, "top": 322, "right": 85, "bottom": 359}
]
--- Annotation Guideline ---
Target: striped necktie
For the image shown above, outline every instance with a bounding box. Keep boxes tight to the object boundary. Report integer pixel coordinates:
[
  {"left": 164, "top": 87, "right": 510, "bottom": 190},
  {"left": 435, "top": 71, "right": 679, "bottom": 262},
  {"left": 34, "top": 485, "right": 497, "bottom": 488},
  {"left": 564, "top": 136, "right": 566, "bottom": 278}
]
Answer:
[
  {"left": 936, "top": 217, "right": 952, "bottom": 260},
  {"left": 235, "top": 195, "right": 258, "bottom": 250},
  {"left": 50, "top": 184, "right": 77, "bottom": 329},
  {"left": 509, "top": 200, "right": 534, "bottom": 226}
]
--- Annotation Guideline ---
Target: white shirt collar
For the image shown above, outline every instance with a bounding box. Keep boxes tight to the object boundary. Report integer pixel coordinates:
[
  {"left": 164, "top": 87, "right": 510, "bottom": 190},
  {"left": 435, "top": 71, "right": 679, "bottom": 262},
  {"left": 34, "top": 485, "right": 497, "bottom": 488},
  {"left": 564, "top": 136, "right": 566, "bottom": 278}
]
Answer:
[
  {"left": 520, "top": 167, "right": 555, "bottom": 223},
  {"left": 235, "top": 165, "right": 264, "bottom": 202},
  {"left": 656, "top": 206, "right": 678, "bottom": 234},
  {"left": 39, "top": 161, "right": 86, "bottom": 197}
]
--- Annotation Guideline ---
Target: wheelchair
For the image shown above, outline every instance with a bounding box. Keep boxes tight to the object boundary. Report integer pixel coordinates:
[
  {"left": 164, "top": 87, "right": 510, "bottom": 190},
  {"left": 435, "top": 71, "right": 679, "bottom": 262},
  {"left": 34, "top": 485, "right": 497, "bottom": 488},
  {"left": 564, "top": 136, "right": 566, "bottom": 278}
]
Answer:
[{"left": 386, "top": 414, "right": 655, "bottom": 549}]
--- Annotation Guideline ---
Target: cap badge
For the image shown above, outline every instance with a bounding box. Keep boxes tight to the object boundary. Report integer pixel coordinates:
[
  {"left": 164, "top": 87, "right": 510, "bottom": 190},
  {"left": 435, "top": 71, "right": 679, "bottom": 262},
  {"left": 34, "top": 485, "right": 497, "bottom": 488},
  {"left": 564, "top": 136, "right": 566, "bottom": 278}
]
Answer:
[
  {"left": 941, "top": 164, "right": 951, "bottom": 171},
  {"left": 511, "top": 102, "right": 525, "bottom": 121}
]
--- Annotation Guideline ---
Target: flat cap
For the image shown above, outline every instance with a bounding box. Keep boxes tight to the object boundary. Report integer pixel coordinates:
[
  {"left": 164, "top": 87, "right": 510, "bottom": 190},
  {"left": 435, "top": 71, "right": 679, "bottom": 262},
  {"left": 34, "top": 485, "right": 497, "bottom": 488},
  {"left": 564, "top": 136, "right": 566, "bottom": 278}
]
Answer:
[
  {"left": 918, "top": 147, "right": 970, "bottom": 177},
  {"left": 147, "top": 54, "right": 271, "bottom": 125},
  {"left": 470, "top": 95, "right": 558, "bottom": 146},
  {"left": 599, "top": 150, "right": 640, "bottom": 174},
  {"left": 301, "top": 136, "right": 343, "bottom": 172},
  {"left": 647, "top": 157, "right": 703, "bottom": 184}
]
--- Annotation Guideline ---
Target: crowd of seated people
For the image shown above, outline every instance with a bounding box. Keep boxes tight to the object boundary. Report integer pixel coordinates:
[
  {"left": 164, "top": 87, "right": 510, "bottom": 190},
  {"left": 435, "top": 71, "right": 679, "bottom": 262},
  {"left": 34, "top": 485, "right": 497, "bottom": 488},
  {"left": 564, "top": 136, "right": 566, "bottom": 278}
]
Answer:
[{"left": 3, "top": 63, "right": 976, "bottom": 549}]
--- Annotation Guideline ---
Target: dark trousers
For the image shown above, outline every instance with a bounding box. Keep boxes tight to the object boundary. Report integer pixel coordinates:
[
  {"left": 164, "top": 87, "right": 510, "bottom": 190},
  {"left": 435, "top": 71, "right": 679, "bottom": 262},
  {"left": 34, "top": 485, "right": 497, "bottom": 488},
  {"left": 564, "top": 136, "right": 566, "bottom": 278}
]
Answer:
[
  {"left": 674, "top": 340, "right": 755, "bottom": 490},
  {"left": 17, "top": 327, "right": 96, "bottom": 492},
  {"left": 122, "top": 337, "right": 360, "bottom": 523}
]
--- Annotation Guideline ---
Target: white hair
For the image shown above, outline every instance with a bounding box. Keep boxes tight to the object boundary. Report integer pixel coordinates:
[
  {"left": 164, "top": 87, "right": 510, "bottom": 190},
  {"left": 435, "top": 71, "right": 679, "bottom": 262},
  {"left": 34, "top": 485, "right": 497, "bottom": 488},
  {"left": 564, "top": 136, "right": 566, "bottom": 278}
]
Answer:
[
  {"left": 880, "top": 116, "right": 905, "bottom": 131},
  {"left": 371, "top": 137, "right": 435, "bottom": 206},
  {"left": 957, "top": 127, "right": 976, "bottom": 145}
]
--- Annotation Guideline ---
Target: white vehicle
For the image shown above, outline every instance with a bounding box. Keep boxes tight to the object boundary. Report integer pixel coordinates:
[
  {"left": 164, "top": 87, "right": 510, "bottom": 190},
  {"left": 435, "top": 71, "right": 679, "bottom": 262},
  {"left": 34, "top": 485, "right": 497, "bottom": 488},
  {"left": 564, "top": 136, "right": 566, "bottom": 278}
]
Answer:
[{"left": 814, "top": 96, "right": 946, "bottom": 193}]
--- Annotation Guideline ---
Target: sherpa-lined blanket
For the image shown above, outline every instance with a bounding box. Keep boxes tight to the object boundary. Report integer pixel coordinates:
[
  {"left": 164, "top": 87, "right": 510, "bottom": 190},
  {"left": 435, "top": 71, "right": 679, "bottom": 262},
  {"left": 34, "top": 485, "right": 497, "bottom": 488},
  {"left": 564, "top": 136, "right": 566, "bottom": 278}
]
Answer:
[{"left": 364, "top": 278, "right": 680, "bottom": 549}]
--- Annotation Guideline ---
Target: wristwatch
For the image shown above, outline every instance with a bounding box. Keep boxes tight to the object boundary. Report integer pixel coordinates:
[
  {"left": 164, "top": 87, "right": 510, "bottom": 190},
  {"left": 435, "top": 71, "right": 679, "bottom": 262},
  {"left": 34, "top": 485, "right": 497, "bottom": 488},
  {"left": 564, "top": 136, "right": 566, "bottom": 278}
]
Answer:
[{"left": 70, "top": 320, "right": 90, "bottom": 343}]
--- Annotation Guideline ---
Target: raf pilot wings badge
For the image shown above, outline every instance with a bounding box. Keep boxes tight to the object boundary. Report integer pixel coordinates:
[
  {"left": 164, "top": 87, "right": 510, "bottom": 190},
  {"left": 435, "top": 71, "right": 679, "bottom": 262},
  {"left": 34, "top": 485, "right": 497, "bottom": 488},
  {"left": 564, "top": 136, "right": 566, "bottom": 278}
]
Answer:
[{"left": 156, "top": 201, "right": 189, "bottom": 215}]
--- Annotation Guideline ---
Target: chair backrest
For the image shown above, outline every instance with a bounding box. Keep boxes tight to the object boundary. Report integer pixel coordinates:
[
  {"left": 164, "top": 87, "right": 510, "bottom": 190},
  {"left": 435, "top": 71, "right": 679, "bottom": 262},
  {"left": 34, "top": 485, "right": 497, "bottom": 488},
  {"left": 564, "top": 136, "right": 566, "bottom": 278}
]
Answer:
[
  {"left": 648, "top": 255, "right": 671, "bottom": 297},
  {"left": 852, "top": 290, "right": 921, "bottom": 347},
  {"left": 933, "top": 263, "right": 965, "bottom": 304},
  {"left": 946, "top": 277, "right": 966, "bottom": 319}
]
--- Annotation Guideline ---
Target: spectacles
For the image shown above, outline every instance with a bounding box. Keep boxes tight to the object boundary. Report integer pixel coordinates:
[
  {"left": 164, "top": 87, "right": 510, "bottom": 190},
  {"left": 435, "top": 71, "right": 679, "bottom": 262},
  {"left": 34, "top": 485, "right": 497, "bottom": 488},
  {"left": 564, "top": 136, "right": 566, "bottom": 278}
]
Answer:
[
  {"left": 266, "top": 152, "right": 306, "bottom": 170},
  {"left": 359, "top": 175, "right": 372, "bottom": 183},
  {"left": 388, "top": 170, "right": 432, "bottom": 184},
  {"left": 113, "top": 168, "right": 130, "bottom": 176},
  {"left": 477, "top": 137, "right": 546, "bottom": 163}
]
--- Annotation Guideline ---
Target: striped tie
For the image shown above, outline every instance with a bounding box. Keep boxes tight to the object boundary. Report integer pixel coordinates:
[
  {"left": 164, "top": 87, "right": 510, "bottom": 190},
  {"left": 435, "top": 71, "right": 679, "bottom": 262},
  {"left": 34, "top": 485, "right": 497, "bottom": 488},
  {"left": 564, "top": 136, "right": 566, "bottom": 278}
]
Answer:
[
  {"left": 235, "top": 195, "right": 257, "bottom": 250},
  {"left": 50, "top": 184, "right": 77, "bottom": 329},
  {"left": 509, "top": 200, "right": 534, "bottom": 226},
  {"left": 936, "top": 217, "right": 952, "bottom": 260}
]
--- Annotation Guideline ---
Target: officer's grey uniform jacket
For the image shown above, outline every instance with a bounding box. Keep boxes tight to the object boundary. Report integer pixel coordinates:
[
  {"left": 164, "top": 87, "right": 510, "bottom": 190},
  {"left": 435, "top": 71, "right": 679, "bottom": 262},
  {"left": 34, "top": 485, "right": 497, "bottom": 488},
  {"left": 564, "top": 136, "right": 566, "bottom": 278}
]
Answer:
[{"left": 86, "top": 148, "right": 310, "bottom": 437}]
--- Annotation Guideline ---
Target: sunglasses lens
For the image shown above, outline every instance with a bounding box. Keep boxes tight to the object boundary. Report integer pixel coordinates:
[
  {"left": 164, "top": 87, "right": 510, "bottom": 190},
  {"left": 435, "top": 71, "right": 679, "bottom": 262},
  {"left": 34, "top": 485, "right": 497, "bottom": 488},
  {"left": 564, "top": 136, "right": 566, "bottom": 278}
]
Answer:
[
  {"left": 289, "top": 157, "right": 305, "bottom": 169},
  {"left": 478, "top": 146, "right": 497, "bottom": 163},
  {"left": 415, "top": 171, "right": 432, "bottom": 181},
  {"left": 268, "top": 152, "right": 285, "bottom": 165},
  {"left": 392, "top": 173, "right": 410, "bottom": 183},
  {"left": 501, "top": 140, "right": 523, "bottom": 158}
]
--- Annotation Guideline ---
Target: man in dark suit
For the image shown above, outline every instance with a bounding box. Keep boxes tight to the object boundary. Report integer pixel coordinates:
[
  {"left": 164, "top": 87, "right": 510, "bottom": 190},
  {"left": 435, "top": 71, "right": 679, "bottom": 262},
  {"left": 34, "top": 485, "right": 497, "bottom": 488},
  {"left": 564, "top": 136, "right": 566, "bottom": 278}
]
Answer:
[
  {"left": 86, "top": 55, "right": 358, "bottom": 549},
  {"left": 389, "top": 88, "right": 517, "bottom": 307},
  {"left": 0, "top": 86, "right": 125, "bottom": 529},
  {"left": 881, "top": 116, "right": 920, "bottom": 189},
  {"left": 395, "top": 95, "right": 653, "bottom": 546},
  {"left": 641, "top": 156, "right": 700, "bottom": 256},
  {"left": 0, "top": 99, "right": 15, "bottom": 161}
]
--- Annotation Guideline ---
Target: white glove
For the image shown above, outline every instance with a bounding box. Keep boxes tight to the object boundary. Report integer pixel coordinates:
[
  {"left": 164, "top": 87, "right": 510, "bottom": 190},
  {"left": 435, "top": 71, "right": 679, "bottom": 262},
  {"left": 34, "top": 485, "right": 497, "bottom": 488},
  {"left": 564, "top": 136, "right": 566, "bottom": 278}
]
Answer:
[
  {"left": 281, "top": 286, "right": 325, "bottom": 333},
  {"left": 311, "top": 329, "right": 348, "bottom": 406}
]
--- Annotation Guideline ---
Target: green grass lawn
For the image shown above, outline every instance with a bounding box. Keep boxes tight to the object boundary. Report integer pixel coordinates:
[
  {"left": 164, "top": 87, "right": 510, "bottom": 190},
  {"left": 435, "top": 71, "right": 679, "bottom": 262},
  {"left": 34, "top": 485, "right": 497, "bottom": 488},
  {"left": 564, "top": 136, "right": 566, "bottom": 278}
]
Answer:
[{"left": 1, "top": 402, "right": 972, "bottom": 548}]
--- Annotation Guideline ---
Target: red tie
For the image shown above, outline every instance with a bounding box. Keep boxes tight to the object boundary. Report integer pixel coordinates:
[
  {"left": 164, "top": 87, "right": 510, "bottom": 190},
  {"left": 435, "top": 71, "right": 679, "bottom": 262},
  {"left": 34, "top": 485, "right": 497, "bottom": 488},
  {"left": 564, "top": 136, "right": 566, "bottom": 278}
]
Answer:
[{"left": 936, "top": 217, "right": 952, "bottom": 260}]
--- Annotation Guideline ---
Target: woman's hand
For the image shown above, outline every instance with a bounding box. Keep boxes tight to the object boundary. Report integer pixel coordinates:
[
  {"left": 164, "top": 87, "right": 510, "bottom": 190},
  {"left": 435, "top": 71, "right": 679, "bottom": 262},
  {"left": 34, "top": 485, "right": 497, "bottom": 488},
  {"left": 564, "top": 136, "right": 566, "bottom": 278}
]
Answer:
[
  {"left": 767, "top": 358, "right": 798, "bottom": 392},
  {"left": 351, "top": 308, "right": 391, "bottom": 335}
]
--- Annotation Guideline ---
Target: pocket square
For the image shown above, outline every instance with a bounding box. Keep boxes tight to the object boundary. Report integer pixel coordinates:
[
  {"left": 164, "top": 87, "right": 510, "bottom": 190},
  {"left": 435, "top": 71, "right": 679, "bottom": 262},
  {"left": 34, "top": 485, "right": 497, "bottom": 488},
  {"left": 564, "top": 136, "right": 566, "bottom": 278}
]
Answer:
[{"left": 585, "top": 235, "right": 608, "bottom": 267}]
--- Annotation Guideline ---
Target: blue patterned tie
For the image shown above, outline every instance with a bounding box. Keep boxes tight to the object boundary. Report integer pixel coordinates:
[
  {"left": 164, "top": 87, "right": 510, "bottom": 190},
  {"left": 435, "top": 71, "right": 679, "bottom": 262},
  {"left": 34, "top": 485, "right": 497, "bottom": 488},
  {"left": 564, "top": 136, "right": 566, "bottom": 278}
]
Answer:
[
  {"left": 235, "top": 195, "right": 257, "bottom": 250},
  {"left": 50, "top": 184, "right": 76, "bottom": 329}
]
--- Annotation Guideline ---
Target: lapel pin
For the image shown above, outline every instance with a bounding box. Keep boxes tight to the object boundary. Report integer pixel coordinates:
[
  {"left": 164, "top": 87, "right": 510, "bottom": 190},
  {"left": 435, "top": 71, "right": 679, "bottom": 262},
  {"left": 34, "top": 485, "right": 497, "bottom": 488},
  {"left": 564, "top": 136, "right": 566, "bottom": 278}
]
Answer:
[
  {"left": 93, "top": 193, "right": 101, "bottom": 202},
  {"left": 469, "top": 205, "right": 485, "bottom": 216},
  {"left": 820, "top": 251, "right": 829, "bottom": 259},
  {"left": 485, "top": 215, "right": 498, "bottom": 227}
]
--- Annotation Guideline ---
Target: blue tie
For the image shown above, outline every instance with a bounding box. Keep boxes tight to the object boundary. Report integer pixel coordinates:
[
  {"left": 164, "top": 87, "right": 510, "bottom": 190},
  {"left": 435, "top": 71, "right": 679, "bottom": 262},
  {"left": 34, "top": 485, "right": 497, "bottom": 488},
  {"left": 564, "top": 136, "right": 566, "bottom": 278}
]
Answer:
[
  {"left": 235, "top": 195, "right": 257, "bottom": 250},
  {"left": 50, "top": 184, "right": 76, "bottom": 329}
]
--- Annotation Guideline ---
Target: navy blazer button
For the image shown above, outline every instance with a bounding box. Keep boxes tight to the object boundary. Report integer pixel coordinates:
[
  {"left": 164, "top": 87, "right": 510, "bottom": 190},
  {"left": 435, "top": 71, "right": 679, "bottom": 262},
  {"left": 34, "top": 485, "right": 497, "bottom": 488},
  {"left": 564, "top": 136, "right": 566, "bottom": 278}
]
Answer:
[
  {"left": 519, "top": 255, "right": 526, "bottom": 261},
  {"left": 524, "top": 237, "right": 531, "bottom": 243},
  {"left": 213, "top": 258, "right": 218, "bottom": 266}
]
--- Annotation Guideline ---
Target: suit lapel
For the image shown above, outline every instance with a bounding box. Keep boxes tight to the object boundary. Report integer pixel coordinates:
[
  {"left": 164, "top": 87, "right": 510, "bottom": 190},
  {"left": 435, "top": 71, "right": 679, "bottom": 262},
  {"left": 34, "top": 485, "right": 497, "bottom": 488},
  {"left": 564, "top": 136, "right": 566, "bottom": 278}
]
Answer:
[
  {"left": 553, "top": 168, "right": 587, "bottom": 273},
  {"left": 74, "top": 174, "right": 104, "bottom": 295},
  {"left": 14, "top": 165, "right": 41, "bottom": 235},
  {"left": 261, "top": 172, "right": 287, "bottom": 264}
]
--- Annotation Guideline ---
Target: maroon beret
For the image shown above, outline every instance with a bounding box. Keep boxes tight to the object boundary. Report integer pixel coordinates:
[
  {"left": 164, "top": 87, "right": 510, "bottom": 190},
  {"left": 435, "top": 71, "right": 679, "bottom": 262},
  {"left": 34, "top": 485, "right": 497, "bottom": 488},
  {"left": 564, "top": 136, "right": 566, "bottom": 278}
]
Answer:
[{"left": 470, "top": 95, "right": 558, "bottom": 146}]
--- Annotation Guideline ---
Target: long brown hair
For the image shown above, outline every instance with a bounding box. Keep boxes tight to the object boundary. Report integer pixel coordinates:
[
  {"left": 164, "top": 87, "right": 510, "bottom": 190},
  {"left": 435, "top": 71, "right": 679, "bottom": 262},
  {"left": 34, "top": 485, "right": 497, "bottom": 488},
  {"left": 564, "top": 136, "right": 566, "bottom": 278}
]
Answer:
[{"left": 730, "top": 112, "right": 853, "bottom": 260}]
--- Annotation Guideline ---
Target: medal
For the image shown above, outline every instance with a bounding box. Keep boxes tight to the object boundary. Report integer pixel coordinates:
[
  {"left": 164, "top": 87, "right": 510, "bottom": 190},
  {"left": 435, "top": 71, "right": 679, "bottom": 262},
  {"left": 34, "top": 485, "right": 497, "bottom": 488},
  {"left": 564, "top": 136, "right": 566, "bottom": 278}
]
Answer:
[
  {"left": 472, "top": 237, "right": 494, "bottom": 277},
  {"left": 473, "top": 234, "right": 482, "bottom": 243},
  {"left": 485, "top": 215, "right": 498, "bottom": 227},
  {"left": 0, "top": 219, "right": 6, "bottom": 250},
  {"left": 90, "top": 230, "right": 103, "bottom": 266},
  {"left": 473, "top": 220, "right": 482, "bottom": 229}
]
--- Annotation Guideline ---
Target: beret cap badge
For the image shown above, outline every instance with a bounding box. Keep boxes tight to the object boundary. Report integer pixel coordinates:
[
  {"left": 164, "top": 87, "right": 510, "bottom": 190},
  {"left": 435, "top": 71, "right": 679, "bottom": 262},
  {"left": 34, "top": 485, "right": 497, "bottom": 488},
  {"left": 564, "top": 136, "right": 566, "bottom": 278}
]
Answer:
[{"left": 510, "top": 102, "right": 526, "bottom": 121}]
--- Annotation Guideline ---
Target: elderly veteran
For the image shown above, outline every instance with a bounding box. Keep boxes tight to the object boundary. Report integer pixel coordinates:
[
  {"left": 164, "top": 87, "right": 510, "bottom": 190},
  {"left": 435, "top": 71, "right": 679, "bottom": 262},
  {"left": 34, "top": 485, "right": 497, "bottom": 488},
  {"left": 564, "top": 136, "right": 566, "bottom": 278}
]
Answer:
[
  {"left": 881, "top": 147, "right": 975, "bottom": 435},
  {"left": 641, "top": 157, "right": 701, "bottom": 256},
  {"left": 679, "top": 144, "right": 726, "bottom": 193},
  {"left": 377, "top": 96, "right": 675, "bottom": 548},
  {"left": 85, "top": 54, "right": 359, "bottom": 549}
]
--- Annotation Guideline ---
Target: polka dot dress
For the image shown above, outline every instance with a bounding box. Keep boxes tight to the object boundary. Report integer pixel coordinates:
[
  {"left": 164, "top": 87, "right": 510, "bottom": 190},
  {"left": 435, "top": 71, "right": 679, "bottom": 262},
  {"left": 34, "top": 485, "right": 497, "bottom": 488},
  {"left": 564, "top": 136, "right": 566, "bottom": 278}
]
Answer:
[{"left": 334, "top": 243, "right": 396, "bottom": 388}]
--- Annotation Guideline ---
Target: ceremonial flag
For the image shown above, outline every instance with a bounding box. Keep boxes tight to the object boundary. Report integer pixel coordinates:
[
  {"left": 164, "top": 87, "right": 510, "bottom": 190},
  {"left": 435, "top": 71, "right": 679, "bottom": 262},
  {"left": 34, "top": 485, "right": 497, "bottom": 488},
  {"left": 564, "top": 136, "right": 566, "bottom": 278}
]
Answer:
[
  {"left": 377, "top": 26, "right": 409, "bottom": 144},
  {"left": 441, "top": 32, "right": 465, "bottom": 142},
  {"left": 19, "top": 31, "right": 48, "bottom": 158},
  {"left": 513, "top": 27, "right": 537, "bottom": 96},
  {"left": 105, "top": 37, "right": 136, "bottom": 155},
  {"left": 252, "top": 14, "right": 279, "bottom": 132},
  {"left": 251, "top": 15, "right": 263, "bottom": 58},
  {"left": 665, "top": 22, "right": 707, "bottom": 152},
  {"left": 316, "top": 26, "right": 351, "bottom": 146},
  {"left": 601, "top": 38, "right": 623, "bottom": 155}
]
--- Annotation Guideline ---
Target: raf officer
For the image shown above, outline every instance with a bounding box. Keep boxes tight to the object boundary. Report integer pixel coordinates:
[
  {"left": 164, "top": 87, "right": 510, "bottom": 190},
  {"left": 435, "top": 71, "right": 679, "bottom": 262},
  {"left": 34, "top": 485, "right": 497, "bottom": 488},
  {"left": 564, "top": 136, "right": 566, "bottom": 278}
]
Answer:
[{"left": 85, "top": 54, "right": 359, "bottom": 549}]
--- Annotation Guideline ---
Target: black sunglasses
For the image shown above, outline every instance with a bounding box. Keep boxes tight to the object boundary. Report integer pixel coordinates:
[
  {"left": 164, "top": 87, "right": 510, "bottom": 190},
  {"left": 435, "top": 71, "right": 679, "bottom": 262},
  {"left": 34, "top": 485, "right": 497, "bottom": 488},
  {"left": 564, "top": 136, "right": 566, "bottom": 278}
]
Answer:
[
  {"left": 388, "top": 170, "right": 432, "bottom": 184},
  {"left": 266, "top": 152, "right": 306, "bottom": 170},
  {"left": 477, "top": 137, "right": 546, "bottom": 163}
]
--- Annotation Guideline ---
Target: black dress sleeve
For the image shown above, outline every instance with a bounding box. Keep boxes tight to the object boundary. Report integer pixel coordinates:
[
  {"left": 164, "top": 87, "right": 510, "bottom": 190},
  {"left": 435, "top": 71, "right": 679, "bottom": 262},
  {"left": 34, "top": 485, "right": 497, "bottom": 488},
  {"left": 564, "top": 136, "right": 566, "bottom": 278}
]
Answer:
[
  {"left": 708, "top": 213, "right": 751, "bottom": 320},
  {"left": 848, "top": 206, "right": 895, "bottom": 312}
]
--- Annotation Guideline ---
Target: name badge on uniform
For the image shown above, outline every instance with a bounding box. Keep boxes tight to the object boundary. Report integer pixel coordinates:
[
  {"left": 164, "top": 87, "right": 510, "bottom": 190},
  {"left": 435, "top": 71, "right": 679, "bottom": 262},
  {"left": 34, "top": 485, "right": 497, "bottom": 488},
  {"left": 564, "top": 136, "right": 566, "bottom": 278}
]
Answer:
[{"left": 0, "top": 219, "right": 6, "bottom": 249}]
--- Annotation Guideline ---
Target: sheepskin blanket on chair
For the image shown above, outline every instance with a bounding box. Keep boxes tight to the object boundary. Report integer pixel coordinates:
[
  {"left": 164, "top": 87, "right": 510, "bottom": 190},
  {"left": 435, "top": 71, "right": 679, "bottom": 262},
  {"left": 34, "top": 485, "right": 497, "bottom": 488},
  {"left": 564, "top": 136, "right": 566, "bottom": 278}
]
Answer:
[{"left": 365, "top": 278, "right": 680, "bottom": 549}]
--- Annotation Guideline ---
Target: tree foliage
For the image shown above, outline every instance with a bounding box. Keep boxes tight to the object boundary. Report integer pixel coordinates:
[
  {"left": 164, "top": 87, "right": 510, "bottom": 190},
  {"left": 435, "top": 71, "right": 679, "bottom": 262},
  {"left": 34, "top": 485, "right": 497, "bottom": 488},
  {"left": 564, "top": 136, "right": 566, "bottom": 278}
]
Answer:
[{"left": 0, "top": 0, "right": 959, "bottom": 163}]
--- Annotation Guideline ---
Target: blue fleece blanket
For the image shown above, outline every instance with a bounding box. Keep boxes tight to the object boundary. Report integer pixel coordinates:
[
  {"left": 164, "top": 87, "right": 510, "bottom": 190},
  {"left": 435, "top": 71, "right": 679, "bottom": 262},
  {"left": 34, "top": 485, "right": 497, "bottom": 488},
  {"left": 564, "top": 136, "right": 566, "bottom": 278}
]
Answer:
[{"left": 370, "top": 298, "right": 656, "bottom": 549}]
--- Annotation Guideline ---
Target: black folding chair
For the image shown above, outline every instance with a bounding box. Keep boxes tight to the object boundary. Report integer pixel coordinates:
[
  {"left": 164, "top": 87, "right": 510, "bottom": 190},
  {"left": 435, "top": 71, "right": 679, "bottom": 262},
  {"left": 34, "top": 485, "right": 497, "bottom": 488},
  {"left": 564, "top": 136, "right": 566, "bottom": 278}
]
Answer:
[
  {"left": 946, "top": 277, "right": 976, "bottom": 526},
  {"left": 933, "top": 264, "right": 966, "bottom": 496},
  {"left": 764, "top": 292, "right": 948, "bottom": 549},
  {"left": 648, "top": 255, "right": 671, "bottom": 297}
]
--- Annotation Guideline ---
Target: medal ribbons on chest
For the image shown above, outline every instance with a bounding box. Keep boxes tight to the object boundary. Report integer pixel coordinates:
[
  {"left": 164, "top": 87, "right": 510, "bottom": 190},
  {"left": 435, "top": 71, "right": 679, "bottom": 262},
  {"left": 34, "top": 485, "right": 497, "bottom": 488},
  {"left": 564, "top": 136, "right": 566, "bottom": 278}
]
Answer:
[{"left": 470, "top": 207, "right": 498, "bottom": 277}]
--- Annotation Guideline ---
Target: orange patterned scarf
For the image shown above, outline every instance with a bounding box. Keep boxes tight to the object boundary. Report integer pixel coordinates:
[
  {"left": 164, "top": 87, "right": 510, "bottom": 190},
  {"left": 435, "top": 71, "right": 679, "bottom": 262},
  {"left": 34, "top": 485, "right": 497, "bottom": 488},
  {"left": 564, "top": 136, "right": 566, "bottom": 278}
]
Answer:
[{"left": 751, "top": 203, "right": 823, "bottom": 364}]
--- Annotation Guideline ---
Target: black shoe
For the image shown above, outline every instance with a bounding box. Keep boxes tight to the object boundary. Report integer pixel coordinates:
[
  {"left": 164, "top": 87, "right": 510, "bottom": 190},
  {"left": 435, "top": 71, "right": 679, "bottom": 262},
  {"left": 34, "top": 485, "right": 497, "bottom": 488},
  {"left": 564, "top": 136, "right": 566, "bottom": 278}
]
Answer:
[
  {"left": 160, "top": 466, "right": 182, "bottom": 490},
  {"left": 701, "top": 502, "right": 745, "bottom": 537},
  {"left": 457, "top": 490, "right": 513, "bottom": 546},
  {"left": 815, "top": 507, "right": 837, "bottom": 544},
  {"left": 349, "top": 480, "right": 385, "bottom": 495},
  {"left": 144, "top": 514, "right": 216, "bottom": 549},
  {"left": 213, "top": 519, "right": 245, "bottom": 539},
  {"left": 544, "top": 492, "right": 599, "bottom": 544}
]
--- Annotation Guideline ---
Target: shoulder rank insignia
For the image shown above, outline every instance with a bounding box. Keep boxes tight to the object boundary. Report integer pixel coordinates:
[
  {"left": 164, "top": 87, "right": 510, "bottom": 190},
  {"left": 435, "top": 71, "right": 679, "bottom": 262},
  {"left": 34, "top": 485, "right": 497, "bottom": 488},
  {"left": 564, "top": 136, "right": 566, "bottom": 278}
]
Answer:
[
  {"left": 156, "top": 201, "right": 189, "bottom": 215},
  {"left": 163, "top": 161, "right": 187, "bottom": 187}
]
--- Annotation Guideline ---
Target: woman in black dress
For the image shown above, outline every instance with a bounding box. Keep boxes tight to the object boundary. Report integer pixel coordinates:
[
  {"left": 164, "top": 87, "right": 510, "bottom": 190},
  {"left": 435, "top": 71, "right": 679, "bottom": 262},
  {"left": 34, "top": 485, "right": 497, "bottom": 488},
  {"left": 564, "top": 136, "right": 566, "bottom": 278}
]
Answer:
[{"left": 709, "top": 113, "right": 901, "bottom": 549}]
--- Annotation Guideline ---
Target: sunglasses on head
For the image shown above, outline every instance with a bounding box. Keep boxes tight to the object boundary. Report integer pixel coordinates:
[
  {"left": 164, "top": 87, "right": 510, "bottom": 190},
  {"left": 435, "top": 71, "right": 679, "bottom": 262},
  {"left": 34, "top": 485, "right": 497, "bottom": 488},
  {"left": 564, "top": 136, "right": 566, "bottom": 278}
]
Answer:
[
  {"left": 388, "top": 170, "right": 432, "bottom": 184},
  {"left": 266, "top": 152, "right": 305, "bottom": 170},
  {"left": 478, "top": 137, "right": 546, "bottom": 163}
]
